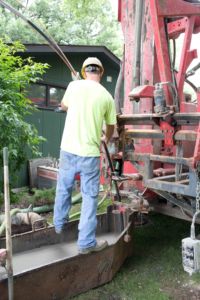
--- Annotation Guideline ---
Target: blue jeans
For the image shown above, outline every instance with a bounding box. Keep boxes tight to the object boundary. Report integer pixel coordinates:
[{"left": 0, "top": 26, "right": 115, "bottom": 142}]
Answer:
[{"left": 53, "top": 150, "right": 100, "bottom": 249}]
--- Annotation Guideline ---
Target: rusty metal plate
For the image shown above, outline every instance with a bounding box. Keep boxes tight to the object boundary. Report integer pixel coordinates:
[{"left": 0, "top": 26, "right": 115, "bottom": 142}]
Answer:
[{"left": 0, "top": 208, "right": 134, "bottom": 300}]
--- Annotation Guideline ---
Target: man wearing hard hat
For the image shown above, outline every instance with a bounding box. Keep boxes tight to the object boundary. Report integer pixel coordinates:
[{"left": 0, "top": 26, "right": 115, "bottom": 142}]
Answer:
[{"left": 53, "top": 57, "right": 117, "bottom": 254}]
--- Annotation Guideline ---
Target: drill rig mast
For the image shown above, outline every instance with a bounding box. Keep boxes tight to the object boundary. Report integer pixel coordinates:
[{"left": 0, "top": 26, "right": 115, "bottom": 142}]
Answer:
[{"left": 116, "top": 0, "right": 200, "bottom": 220}]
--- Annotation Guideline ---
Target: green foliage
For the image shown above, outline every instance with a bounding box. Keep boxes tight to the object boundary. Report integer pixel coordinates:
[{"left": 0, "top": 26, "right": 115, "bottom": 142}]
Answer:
[
  {"left": 30, "top": 187, "right": 56, "bottom": 206},
  {"left": 0, "top": 40, "right": 48, "bottom": 191},
  {"left": 0, "top": 0, "right": 123, "bottom": 57}
]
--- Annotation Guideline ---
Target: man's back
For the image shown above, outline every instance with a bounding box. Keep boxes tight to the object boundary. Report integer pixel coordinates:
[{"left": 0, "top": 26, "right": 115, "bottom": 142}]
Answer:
[{"left": 61, "top": 79, "right": 116, "bottom": 157}]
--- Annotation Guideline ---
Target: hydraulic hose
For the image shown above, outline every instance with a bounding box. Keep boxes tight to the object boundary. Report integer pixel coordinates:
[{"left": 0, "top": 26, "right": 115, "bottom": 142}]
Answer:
[
  {"left": 0, "top": 0, "right": 79, "bottom": 78},
  {"left": 0, "top": 193, "right": 82, "bottom": 236},
  {"left": 69, "top": 189, "right": 109, "bottom": 220}
]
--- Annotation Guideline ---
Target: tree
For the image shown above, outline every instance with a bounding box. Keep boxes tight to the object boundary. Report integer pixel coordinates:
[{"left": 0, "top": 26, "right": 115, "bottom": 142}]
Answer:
[
  {"left": 0, "top": 40, "right": 48, "bottom": 192},
  {"left": 0, "top": 0, "right": 123, "bottom": 57}
]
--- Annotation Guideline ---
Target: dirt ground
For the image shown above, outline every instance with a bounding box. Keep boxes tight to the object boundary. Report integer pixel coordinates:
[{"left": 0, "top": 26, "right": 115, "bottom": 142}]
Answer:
[{"left": 164, "top": 283, "right": 200, "bottom": 300}]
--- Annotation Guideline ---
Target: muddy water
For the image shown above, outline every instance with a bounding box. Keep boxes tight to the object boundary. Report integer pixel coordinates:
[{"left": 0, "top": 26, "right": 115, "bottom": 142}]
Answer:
[{"left": 0, "top": 232, "right": 118, "bottom": 278}]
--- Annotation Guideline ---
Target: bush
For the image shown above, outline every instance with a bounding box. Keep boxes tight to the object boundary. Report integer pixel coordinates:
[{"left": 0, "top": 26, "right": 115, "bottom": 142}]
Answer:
[{"left": 0, "top": 40, "right": 48, "bottom": 191}]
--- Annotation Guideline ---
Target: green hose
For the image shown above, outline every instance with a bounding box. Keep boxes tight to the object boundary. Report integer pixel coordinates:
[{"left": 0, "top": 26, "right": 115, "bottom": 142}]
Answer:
[
  {"left": 20, "top": 205, "right": 54, "bottom": 214},
  {"left": 0, "top": 193, "right": 82, "bottom": 236},
  {"left": 71, "top": 192, "right": 82, "bottom": 204},
  {"left": 0, "top": 192, "right": 109, "bottom": 234},
  {"left": 21, "top": 192, "right": 82, "bottom": 214},
  {"left": 69, "top": 191, "right": 108, "bottom": 220}
]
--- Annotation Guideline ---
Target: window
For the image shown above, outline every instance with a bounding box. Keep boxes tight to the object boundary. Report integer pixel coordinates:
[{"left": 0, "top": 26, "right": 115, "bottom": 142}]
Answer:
[
  {"left": 26, "top": 82, "right": 66, "bottom": 108},
  {"left": 49, "top": 87, "right": 65, "bottom": 107},
  {"left": 26, "top": 84, "right": 46, "bottom": 107}
]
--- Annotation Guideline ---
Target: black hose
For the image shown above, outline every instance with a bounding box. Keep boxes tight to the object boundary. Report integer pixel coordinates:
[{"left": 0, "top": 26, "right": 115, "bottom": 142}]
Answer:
[
  {"left": 0, "top": 0, "right": 78, "bottom": 77},
  {"left": 102, "top": 141, "right": 121, "bottom": 201}
]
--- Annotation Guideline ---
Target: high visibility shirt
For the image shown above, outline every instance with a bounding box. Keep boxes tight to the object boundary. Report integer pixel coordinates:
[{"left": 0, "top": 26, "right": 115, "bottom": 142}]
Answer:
[{"left": 60, "top": 79, "right": 117, "bottom": 157}]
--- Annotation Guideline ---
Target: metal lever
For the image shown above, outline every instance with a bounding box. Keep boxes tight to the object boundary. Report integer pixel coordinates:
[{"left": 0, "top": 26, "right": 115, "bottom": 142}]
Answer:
[{"left": 102, "top": 141, "right": 121, "bottom": 201}]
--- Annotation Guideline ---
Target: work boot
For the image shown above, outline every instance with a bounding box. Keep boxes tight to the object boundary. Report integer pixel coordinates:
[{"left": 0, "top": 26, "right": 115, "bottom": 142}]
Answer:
[
  {"left": 55, "top": 227, "right": 63, "bottom": 234},
  {"left": 54, "top": 221, "right": 67, "bottom": 234},
  {"left": 78, "top": 240, "right": 108, "bottom": 255}
]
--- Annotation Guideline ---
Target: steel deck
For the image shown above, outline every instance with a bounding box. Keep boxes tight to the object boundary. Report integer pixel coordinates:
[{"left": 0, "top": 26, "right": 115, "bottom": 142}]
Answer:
[{"left": 0, "top": 209, "right": 134, "bottom": 300}]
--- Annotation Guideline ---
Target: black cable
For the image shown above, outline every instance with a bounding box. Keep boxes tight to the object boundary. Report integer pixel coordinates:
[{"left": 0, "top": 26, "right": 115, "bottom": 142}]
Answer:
[
  {"left": 186, "top": 62, "right": 200, "bottom": 78},
  {"left": 0, "top": 0, "right": 78, "bottom": 76},
  {"left": 174, "top": 69, "right": 198, "bottom": 92},
  {"left": 172, "top": 39, "right": 176, "bottom": 69},
  {"left": 102, "top": 141, "right": 121, "bottom": 202}
]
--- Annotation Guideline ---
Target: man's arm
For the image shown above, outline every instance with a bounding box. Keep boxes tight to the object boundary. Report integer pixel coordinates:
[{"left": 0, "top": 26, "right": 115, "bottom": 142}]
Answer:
[{"left": 105, "top": 124, "right": 115, "bottom": 144}]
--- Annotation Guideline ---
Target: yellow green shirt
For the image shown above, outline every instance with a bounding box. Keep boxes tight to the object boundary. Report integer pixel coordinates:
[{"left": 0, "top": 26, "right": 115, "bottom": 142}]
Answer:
[{"left": 61, "top": 79, "right": 117, "bottom": 156}]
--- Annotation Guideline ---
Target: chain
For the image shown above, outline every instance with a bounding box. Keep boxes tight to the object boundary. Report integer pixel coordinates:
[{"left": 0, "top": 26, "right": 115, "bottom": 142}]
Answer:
[{"left": 196, "top": 162, "right": 200, "bottom": 212}]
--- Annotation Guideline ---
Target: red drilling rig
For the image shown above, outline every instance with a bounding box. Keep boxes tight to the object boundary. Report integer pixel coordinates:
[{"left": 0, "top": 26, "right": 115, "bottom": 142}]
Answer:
[
  {"left": 2, "top": 1, "right": 200, "bottom": 298},
  {"left": 109, "top": 0, "right": 200, "bottom": 221}
]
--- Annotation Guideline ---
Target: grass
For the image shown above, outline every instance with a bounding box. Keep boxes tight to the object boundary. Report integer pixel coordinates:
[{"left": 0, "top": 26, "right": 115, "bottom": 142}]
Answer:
[{"left": 71, "top": 212, "right": 200, "bottom": 300}]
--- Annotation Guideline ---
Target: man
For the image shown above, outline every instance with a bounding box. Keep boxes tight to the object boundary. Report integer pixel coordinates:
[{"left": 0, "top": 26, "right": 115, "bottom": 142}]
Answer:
[{"left": 53, "top": 57, "right": 117, "bottom": 254}]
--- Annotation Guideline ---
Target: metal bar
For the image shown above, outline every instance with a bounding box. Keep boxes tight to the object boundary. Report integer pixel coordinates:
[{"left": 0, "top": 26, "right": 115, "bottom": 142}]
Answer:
[
  {"left": 152, "top": 173, "right": 189, "bottom": 181},
  {"left": 153, "top": 168, "right": 175, "bottom": 176},
  {"left": 102, "top": 141, "right": 121, "bottom": 201},
  {"left": 151, "top": 190, "right": 193, "bottom": 212},
  {"left": 173, "top": 113, "right": 200, "bottom": 120},
  {"left": 125, "top": 129, "right": 197, "bottom": 141},
  {"left": 151, "top": 200, "right": 194, "bottom": 221},
  {"left": 146, "top": 178, "right": 195, "bottom": 197},
  {"left": 117, "top": 113, "right": 200, "bottom": 126},
  {"left": 132, "top": 0, "right": 144, "bottom": 88},
  {"left": 3, "top": 147, "right": 13, "bottom": 300},
  {"left": 175, "top": 142, "right": 183, "bottom": 181},
  {"left": 125, "top": 129, "right": 163, "bottom": 139},
  {"left": 155, "top": 0, "right": 200, "bottom": 17},
  {"left": 149, "top": 0, "right": 174, "bottom": 105},
  {"left": 126, "top": 152, "right": 193, "bottom": 167},
  {"left": 174, "top": 130, "right": 197, "bottom": 141},
  {"left": 143, "top": 156, "right": 153, "bottom": 181},
  {"left": 176, "top": 16, "right": 196, "bottom": 105},
  {"left": 132, "top": 0, "right": 143, "bottom": 114},
  {"left": 168, "top": 17, "right": 191, "bottom": 38},
  {"left": 150, "top": 154, "right": 193, "bottom": 166}
]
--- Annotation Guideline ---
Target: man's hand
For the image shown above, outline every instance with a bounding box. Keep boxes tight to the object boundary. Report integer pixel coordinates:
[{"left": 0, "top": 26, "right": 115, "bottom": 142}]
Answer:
[
  {"left": 71, "top": 71, "right": 80, "bottom": 81},
  {"left": 101, "top": 125, "right": 115, "bottom": 144},
  {"left": 60, "top": 101, "right": 68, "bottom": 111},
  {"left": 101, "top": 134, "right": 109, "bottom": 144}
]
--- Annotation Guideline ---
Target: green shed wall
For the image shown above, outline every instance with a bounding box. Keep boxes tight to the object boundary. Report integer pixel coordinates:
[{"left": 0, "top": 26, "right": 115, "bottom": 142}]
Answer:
[{"left": 24, "top": 51, "right": 119, "bottom": 96}]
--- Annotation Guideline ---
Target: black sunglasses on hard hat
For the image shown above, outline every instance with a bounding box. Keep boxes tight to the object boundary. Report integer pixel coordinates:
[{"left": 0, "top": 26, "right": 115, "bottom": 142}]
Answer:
[{"left": 85, "top": 65, "right": 100, "bottom": 73}]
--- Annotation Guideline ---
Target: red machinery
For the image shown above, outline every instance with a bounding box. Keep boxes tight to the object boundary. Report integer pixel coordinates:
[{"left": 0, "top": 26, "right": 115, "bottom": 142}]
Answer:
[{"left": 114, "top": 0, "right": 200, "bottom": 220}]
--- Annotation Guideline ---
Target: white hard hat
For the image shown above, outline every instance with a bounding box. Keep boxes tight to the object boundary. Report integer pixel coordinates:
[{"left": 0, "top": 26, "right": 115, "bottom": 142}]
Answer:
[{"left": 81, "top": 57, "right": 104, "bottom": 78}]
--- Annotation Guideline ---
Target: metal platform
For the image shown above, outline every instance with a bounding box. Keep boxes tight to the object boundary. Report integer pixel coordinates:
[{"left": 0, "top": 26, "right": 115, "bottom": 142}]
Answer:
[{"left": 0, "top": 207, "right": 134, "bottom": 300}]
